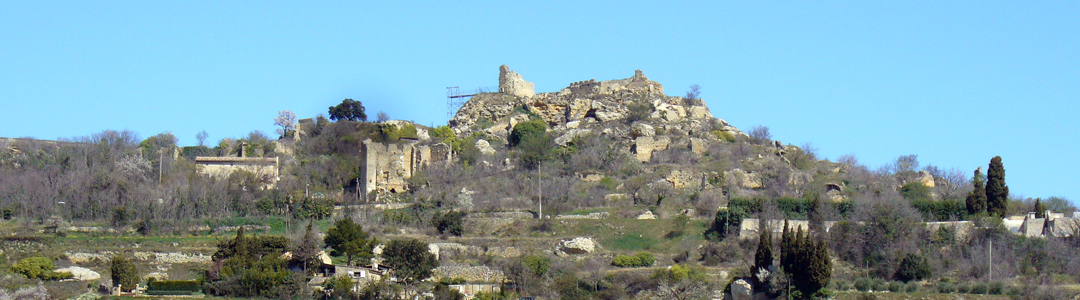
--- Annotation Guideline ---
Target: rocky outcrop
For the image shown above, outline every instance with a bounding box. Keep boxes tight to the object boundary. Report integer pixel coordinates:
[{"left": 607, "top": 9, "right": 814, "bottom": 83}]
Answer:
[
  {"left": 636, "top": 211, "right": 657, "bottom": 220},
  {"left": 724, "top": 169, "right": 763, "bottom": 189},
  {"left": 55, "top": 266, "right": 100, "bottom": 281},
  {"left": 475, "top": 139, "right": 496, "bottom": 155},
  {"left": 451, "top": 66, "right": 742, "bottom": 143},
  {"left": 917, "top": 170, "right": 935, "bottom": 188},
  {"left": 557, "top": 237, "right": 597, "bottom": 255},
  {"left": 731, "top": 279, "right": 752, "bottom": 300}
]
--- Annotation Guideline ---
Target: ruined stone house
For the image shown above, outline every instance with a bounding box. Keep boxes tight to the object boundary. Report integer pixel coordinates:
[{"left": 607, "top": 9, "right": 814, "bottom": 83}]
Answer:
[{"left": 359, "top": 138, "right": 450, "bottom": 196}]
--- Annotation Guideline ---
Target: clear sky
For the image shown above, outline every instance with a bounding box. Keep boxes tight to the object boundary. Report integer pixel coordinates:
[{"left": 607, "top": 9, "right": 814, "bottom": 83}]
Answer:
[{"left": 2, "top": 1, "right": 1077, "bottom": 203}]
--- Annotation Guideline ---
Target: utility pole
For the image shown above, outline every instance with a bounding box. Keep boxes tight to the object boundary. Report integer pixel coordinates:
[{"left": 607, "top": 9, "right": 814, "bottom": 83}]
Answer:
[
  {"left": 538, "top": 162, "right": 542, "bottom": 220},
  {"left": 989, "top": 239, "right": 993, "bottom": 281},
  {"left": 158, "top": 150, "right": 163, "bottom": 184}
]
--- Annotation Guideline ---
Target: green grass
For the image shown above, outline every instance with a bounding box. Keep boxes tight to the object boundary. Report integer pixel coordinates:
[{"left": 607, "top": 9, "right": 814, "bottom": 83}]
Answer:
[{"left": 563, "top": 208, "right": 609, "bottom": 215}]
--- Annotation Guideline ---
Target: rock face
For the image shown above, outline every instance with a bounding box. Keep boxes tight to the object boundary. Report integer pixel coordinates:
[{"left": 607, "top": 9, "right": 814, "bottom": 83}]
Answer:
[
  {"left": 499, "top": 65, "right": 535, "bottom": 98},
  {"left": 451, "top": 65, "right": 742, "bottom": 144},
  {"left": 730, "top": 279, "right": 752, "bottom": 300},
  {"left": 917, "top": 170, "right": 935, "bottom": 188},
  {"left": 55, "top": 266, "right": 100, "bottom": 281},
  {"left": 557, "top": 237, "right": 596, "bottom": 255},
  {"left": 475, "top": 139, "right": 496, "bottom": 155},
  {"left": 636, "top": 211, "right": 657, "bottom": 220}
]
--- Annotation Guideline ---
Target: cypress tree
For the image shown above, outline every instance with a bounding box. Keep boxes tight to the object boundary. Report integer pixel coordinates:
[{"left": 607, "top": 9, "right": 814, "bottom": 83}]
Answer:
[
  {"left": 780, "top": 220, "right": 793, "bottom": 272},
  {"left": 753, "top": 221, "right": 775, "bottom": 289},
  {"left": 986, "top": 156, "right": 1009, "bottom": 217},
  {"left": 1034, "top": 198, "right": 1047, "bottom": 218},
  {"left": 965, "top": 168, "right": 987, "bottom": 215},
  {"left": 804, "top": 238, "right": 831, "bottom": 296}
]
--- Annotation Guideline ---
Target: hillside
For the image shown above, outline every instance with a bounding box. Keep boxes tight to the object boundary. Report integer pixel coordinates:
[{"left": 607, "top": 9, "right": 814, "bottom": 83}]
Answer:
[{"left": 0, "top": 66, "right": 1078, "bottom": 300}]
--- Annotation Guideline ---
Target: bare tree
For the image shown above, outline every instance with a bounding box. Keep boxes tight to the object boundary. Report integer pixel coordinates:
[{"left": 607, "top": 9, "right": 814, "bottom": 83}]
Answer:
[
  {"left": 936, "top": 168, "right": 968, "bottom": 200},
  {"left": 376, "top": 111, "right": 390, "bottom": 123},
  {"left": 274, "top": 110, "right": 297, "bottom": 138},
  {"left": 684, "top": 84, "right": 701, "bottom": 105},
  {"left": 748, "top": 126, "right": 772, "bottom": 145},
  {"left": 196, "top": 130, "right": 209, "bottom": 147}
]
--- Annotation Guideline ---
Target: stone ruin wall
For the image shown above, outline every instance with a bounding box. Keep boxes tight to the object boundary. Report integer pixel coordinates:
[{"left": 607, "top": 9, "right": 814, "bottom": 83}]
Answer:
[
  {"left": 498, "top": 65, "right": 534, "bottom": 98},
  {"left": 360, "top": 139, "right": 450, "bottom": 195}
]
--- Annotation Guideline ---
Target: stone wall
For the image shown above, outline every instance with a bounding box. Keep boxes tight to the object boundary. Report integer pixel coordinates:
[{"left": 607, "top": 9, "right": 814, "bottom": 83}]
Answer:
[
  {"left": 195, "top": 156, "right": 279, "bottom": 188},
  {"left": 498, "top": 65, "right": 534, "bottom": 98},
  {"left": 359, "top": 139, "right": 450, "bottom": 195}
]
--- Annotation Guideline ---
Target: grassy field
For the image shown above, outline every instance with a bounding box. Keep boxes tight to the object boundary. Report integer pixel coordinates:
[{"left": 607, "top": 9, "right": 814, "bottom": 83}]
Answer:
[{"left": 834, "top": 291, "right": 1011, "bottom": 300}]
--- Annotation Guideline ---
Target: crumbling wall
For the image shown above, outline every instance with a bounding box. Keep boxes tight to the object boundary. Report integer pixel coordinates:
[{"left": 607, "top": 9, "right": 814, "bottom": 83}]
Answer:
[
  {"left": 498, "top": 65, "right": 535, "bottom": 98},
  {"left": 360, "top": 139, "right": 450, "bottom": 195}
]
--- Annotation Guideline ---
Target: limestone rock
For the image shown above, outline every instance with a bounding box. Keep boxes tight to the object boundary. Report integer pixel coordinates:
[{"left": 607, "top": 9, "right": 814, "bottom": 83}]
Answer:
[
  {"left": 689, "top": 138, "right": 709, "bottom": 155},
  {"left": 555, "top": 128, "right": 591, "bottom": 147},
  {"left": 499, "top": 65, "right": 535, "bottom": 98},
  {"left": 631, "top": 122, "right": 655, "bottom": 138},
  {"left": 724, "top": 169, "right": 763, "bottom": 189},
  {"left": 665, "top": 170, "right": 697, "bottom": 189},
  {"left": 636, "top": 211, "right": 657, "bottom": 220},
  {"left": 632, "top": 136, "right": 670, "bottom": 162},
  {"left": 54, "top": 266, "right": 100, "bottom": 281},
  {"left": 557, "top": 237, "right": 596, "bottom": 255},
  {"left": 475, "top": 139, "right": 496, "bottom": 155},
  {"left": 604, "top": 193, "right": 630, "bottom": 205},
  {"left": 731, "top": 279, "right": 752, "bottom": 300},
  {"left": 917, "top": 170, "right": 935, "bottom": 188}
]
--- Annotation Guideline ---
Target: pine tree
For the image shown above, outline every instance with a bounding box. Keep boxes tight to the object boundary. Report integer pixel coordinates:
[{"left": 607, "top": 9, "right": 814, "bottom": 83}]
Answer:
[
  {"left": 986, "top": 156, "right": 1009, "bottom": 217},
  {"left": 805, "top": 238, "right": 831, "bottom": 296},
  {"left": 965, "top": 168, "right": 987, "bottom": 216}
]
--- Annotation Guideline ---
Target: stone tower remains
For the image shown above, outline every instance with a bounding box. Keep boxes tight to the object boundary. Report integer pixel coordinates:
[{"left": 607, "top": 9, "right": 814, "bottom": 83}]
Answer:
[{"left": 498, "top": 65, "right": 535, "bottom": 98}]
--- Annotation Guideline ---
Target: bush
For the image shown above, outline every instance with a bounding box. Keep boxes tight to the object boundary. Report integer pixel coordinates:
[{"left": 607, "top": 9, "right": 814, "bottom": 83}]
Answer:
[
  {"left": 10, "top": 257, "right": 55, "bottom": 279},
  {"left": 956, "top": 283, "right": 970, "bottom": 294},
  {"left": 904, "top": 282, "right": 919, "bottom": 293},
  {"left": 39, "top": 271, "right": 73, "bottom": 281},
  {"left": 970, "top": 282, "right": 987, "bottom": 294},
  {"left": 148, "top": 280, "right": 202, "bottom": 293},
  {"left": 705, "top": 207, "right": 746, "bottom": 241},
  {"left": 872, "top": 278, "right": 887, "bottom": 292},
  {"left": 611, "top": 252, "right": 655, "bottom": 267},
  {"left": 432, "top": 210, "right": 465, "bottom": 236},
  {"left": 937, "top": 282, "right": 956, "bottom": 293},
  {"left": 894, "top": 253, "right": 931, "bottom": 282},
  {"left": 988, "top": 281, "right": 1004, "bottom": 295},
  {"left": 888, "top": 281, "right": 903, "bottom": 293},
  {"left": 626, "top": 102, "right": 654, "bottom": 124},
  {"left": 710, "top": 130, "right": 735, "bottom": 142},
  {"left": 853, "top": 278, "right": 871, "bottom": 292}
]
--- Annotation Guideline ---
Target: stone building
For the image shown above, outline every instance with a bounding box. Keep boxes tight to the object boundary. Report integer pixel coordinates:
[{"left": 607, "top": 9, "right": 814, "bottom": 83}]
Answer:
[
  {"left": 359, "top": 139, "right": 450, "bottom": 196},
  {"left": 194, "top": 156, "right": 280, "bottom": 188}
]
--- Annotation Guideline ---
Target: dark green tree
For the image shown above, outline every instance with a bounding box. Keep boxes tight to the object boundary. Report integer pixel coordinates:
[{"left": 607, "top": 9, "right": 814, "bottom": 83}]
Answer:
[
  {"left": 780, "top": 220, "right": 794, "bottom": 272},
  {"left": 985, "top": 156, "right": 1009, "bottom": 217},
  {"left": 432, "top": 210, "right": 465, "bottom": 236},
  {"left": 894, "top": 253, "right": 930, "bottom": 282},
  {"left": 509, "top": 120, "right": 551, "bottom": 169},
  {"left": 509, "top": 119, "right": 547, "bottom": 147},
  {"left": 753, "top": 222, "right": 775, "bottom": 290},
  {"left": 803, "top": 237, "right": 831, "bottom": 297},
  {"left": 383, "top": 238, "right": 438, "bottom": 297},
  {"left": 111, "top": 255, "right": 139, "bottom": 292},
  {"left": 1034, "top": 198, "right": 1048, "bottom": 218},
  {"left": 705, "top": 207, "right": 746, "bottom": 241},
  {"left": 965, "top": 167, "right": 987, "bottom": 216},
  {"left": 329, "top": 98, "right": 367, "bottom": 122},
  {"left": 324, "top": 218, "right": 376, "bottom": 266}
]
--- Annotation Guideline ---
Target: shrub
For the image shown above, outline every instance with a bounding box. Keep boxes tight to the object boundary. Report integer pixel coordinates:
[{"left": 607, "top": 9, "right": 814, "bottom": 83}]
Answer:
[
  {"left": 432, "top": 210, "right": 465, "bottom": 236},
  {"left": 710, "top": 130, "right": 735, "bottom": 142},
  {"left": 872, "top": 278, "right": 887, "bottom": 292},
  {"left": 10, "top": 257, "right": 55, "bottom": 279},
  {"left": 888, "top": 281, "right": 904, "bottom": 293},
  {"left": 853, "top": 278, "right": 871, "bottom": 292},
  {"left": 39, "top": 271, "right": 73, "bottom": 281},
  {"left": 970, "top": 282, "right": 987, "bottom": 294},
  {"left": 626, "top": 102, "right": 654, "bottom": 124},
  {"left": 894, "top": 253, "right": 931, "bottom": 282},
  {"left": 705, "top": 207, "right": 746, "bottom": 241},
  {"left": 956, "top": 283, "right": 970, "bottom": 294},
  {"left": 937, "top": 282, "right": 956, "bottom": 293},
  {"left": 900, "top": 182, "right": 932, "bottom": 200},
  {"left": 148, "top": 280, "right": 202, "bottom": 293},
  {"left": 611, "top": 252, "right": 655, "bottom": 267},
  {"left": 904, "top": 281, "right": 919, "bottom": 293},
  {"left": 988, "top": 281, "right": 1004, "bottom": 295}
]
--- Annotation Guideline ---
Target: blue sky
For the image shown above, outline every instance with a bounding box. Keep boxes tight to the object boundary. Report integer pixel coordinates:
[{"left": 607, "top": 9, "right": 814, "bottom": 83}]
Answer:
[{"left": 2, "top": 1, "right": 1077, "bottom": 202}]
